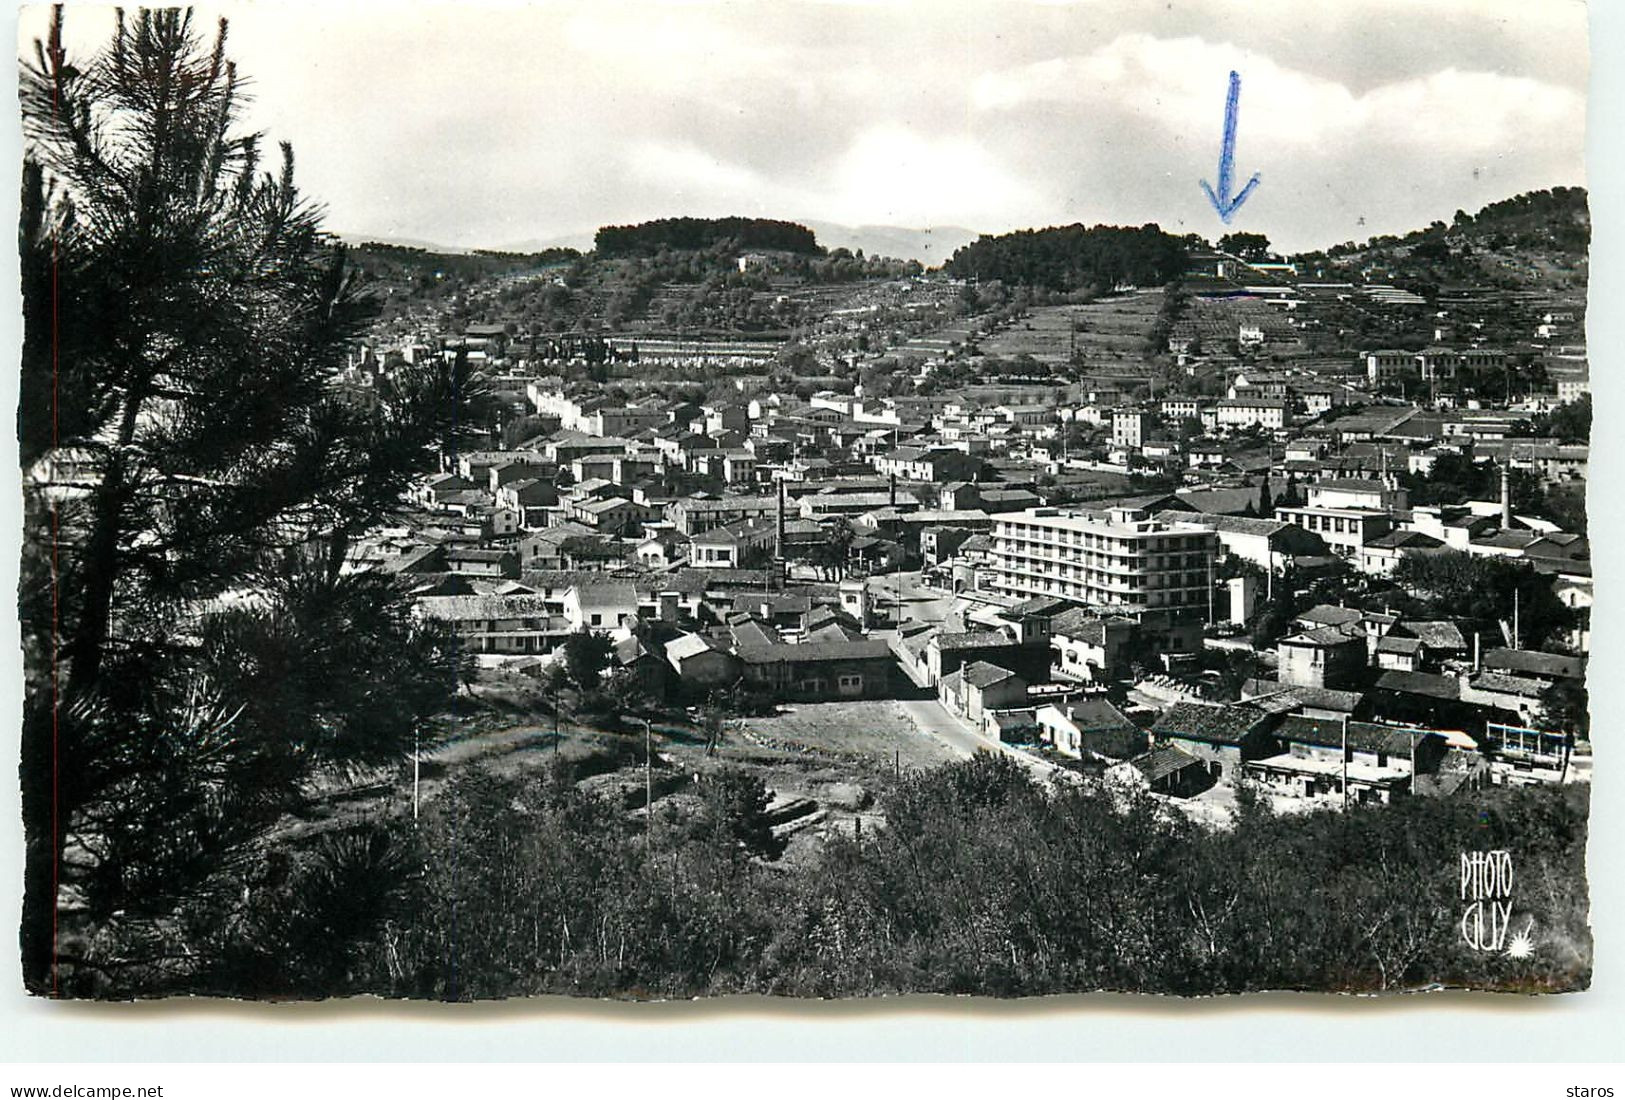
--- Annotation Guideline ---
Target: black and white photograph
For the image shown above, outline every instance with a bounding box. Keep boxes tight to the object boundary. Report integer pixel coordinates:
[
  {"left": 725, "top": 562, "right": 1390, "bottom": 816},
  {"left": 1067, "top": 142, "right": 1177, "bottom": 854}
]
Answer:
[{"left": 14, "top": 0, "right": 1594, "bottom": 1004}]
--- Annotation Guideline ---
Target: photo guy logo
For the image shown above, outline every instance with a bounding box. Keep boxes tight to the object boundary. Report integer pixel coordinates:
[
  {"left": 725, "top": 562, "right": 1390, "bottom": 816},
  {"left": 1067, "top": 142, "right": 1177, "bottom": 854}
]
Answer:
[{"left": 1459, "top": 849, "right": 1534, "bottom": 956}]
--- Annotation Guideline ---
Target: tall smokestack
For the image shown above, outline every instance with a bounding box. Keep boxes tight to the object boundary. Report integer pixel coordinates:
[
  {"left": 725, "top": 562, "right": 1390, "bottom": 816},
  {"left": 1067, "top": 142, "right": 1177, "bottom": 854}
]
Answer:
[
  {"left": 775, "top": 478, "right": 786, "bottom": 591},
  {"left": 1500, "top": 464, "right": 1512, "bottom": 530}
]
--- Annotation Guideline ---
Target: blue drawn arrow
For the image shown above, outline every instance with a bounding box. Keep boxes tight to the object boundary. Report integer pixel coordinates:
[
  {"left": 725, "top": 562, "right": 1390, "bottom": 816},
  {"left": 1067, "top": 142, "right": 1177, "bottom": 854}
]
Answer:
[{"left": 1200, "top": 70, "right": 1261, "bottom": 224}]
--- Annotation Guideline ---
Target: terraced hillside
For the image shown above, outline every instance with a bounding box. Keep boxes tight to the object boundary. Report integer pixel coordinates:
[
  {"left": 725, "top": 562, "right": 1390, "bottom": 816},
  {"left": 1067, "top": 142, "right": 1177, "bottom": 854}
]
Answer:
[{"left": 978, "top": 290, "right": 1164, "bottom": 365}]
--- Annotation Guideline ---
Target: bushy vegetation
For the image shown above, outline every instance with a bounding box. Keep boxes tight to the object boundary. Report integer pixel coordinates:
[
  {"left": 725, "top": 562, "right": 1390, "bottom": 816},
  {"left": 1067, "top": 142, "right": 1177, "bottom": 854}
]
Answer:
[
  {"left": 93, "top": 755, "right": 1589, "bottom": 1000},
  {"left": 1537, "top": 394, "right": 1592, "bottom": 444}
]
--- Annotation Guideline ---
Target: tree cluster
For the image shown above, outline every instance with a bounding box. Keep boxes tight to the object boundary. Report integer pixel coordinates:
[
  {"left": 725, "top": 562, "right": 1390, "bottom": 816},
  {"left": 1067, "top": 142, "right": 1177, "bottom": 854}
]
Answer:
[
  {"left": 594, "top": 217, "right": 820, "bottom": 257},
  {"left": 944, "top": 224, "right": 1188, "bottom": 294},
  {"left": 1391, "top": 551, "right": 1575, "bottom": 651}
]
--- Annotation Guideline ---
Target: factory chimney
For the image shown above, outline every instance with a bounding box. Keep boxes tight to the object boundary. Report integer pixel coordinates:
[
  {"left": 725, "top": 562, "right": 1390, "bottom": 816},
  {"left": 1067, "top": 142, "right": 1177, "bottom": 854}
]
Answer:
[
  {"left": 775, "top": 478, "right": 787, "bottom": 591},
  {"left": 1500, "top": 463, "right": 1512, "bottom": 530}
]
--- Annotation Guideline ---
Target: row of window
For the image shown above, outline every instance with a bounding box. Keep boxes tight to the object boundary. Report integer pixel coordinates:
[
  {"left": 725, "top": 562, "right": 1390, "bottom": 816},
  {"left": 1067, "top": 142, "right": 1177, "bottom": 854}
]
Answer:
[
  {"left": 1000, "top": 545, "right": 1209, "bottom": 572},
  {"left": 1287, "top": 512, "right": 1371, "bottom": 536},
  {"left": 994, "top": 579, "right": 1193, "bottom": 608},
  {"left": 994, "top": 525, "right": 1205, "bottom": 554},
  {"left": 993, "top": 575, "right": 1205, "bottom": 609}
]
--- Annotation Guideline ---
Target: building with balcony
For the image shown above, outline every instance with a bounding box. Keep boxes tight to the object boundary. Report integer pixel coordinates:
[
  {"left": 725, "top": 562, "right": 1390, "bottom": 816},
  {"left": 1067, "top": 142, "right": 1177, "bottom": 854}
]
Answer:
[{"left": 987, "top": 506, "right": 1218, "bottom": 617}]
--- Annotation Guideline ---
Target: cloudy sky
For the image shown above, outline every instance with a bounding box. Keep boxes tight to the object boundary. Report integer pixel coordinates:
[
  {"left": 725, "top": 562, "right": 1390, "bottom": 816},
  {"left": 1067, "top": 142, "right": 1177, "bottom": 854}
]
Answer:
[{"left": 23, "top": 0, "right": 1590, "bottom": 255}]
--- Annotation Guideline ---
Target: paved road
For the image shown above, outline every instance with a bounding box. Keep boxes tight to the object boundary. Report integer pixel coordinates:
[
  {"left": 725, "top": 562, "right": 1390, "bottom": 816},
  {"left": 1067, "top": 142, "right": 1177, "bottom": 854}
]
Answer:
[
  {"left": 874, "top": 570, "right": 957, "bottom": 628},
  {"left": 898, "top": 698, "right": 1064, "bottom": 779}
]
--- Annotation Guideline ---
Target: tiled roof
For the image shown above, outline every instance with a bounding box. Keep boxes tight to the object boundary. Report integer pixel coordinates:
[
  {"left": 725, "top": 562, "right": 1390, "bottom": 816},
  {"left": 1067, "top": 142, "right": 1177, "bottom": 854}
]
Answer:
[
  {"left": 1240, "top": 679, "right": 1364, "bottom": 714},
  {"left": 1275, "top": 715, "right": 1428, "bottom": 756},
  {"left": 1400, "top": 621, "right": 1467, "bottom": 650},
  {"left": 1470, "top": 671, "right": 1547, "bottom": 698},
  {"left": 414, "top": 593, "right": 558, "bottom": 620},
  {"left": 729, "top": 620, "right": 783, "bottom": 648},
  {"left": 1297, "top": 604, "right": 1362, "bottom": 627},
  {"left": 1174, "top": 487, "right": 1266, "bottom": 515},
  {"left": 567, "top": 580, "right": 638, "bottom": 605},
  {"left": 1151, "top": 701, "right": 1271, "bottom": 746},
  {"left": 1374, "top": 670, "right": 1461, "bottom": 700},
  {"left": 735, "top": 640, "right": 894, "bottom": 664},
  {"left": 1482, "top": 648, "right": 1585, "bottom": 681},
  {"left": 961, "top": 661, "right": 1020, "bottom": 689},
  {"left": 933, "top": 630, "right": 1014, "bottom": 651},
  {"left": 1283, "top": 626, "right": 1364, "bottom": 647},
  {"left": 1367, "top": 530, "right": 1444, "bottom": 550},
  {"left": 1164, "top": 510, "right": 1293, "bottom": 537},
  {"left": 1126, "top": 744, "right": 1204, "bottom": 783},
  {"left": 1008, "top": 596, "right": 1075, "bottom": 617},
  {"left": 1376, "top": 636, "right": 1424, "bottom": 655},
  {"left": 666, "top": 633, "right": 727, "bottom": 662}
]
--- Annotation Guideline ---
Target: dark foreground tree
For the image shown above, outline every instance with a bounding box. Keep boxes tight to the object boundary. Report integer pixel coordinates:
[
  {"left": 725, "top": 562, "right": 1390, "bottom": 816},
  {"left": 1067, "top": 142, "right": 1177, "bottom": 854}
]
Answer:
[
  {"left": 19, "top": 7, "right": 475, "bottom": 995},
  {"left": 700, "top": 767, "right": 788, "bottom": 861},
  {"left": 562, "top": 628, "right": 614, "bottom": 692}
]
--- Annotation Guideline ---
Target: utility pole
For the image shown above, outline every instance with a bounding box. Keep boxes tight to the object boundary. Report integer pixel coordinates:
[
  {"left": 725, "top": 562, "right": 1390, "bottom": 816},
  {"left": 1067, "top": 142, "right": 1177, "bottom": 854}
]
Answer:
[
  {"left": 1206, "top": 543, "right": 1215, "bottom": 626},
  {"left": 644, "top": 718, "right": 654, "bottom": 848},
  {"left": 413, "top": 726, "right": 421, "bottom": 823},
  {"left": 1341, "top": 714, "right": 1350, "bottom": 811}
]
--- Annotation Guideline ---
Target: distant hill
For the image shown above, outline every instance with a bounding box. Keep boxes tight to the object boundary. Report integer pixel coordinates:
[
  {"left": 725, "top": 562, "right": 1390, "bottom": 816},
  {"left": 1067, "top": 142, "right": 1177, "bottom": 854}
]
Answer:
[
  {"left": 333, "top": 231, "right": 475, "bottom": 255},
  {"left": 801, "top": 221, "right": 979, "bottom": 265},
  {"left": 1293, "top": 186, "right": 1588, "bottom": 293},
  {"left": 342, "top": 242, "right": 582, "bottom": 319},
  {"left": 498, "top": 230, "right": 596, "bottom": 254},
  {"left": 494, "top": 221, "right": 977, "bottom": 264}
]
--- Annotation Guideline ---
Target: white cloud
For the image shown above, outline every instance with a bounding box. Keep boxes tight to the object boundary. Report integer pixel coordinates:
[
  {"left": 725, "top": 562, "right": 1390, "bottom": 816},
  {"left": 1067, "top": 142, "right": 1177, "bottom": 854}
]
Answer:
[
  {"left": 626, "top": 126, "right": 1041, "bottom": 230},
  {"left": 972, "top": 33, "right": 1584, "bottom": 157},
  {"left": 823, "top": 125, "right": 1041, "bottom": 227},
  {"left": 22, "top": 3, "right": 1588, "bottom": 251}
]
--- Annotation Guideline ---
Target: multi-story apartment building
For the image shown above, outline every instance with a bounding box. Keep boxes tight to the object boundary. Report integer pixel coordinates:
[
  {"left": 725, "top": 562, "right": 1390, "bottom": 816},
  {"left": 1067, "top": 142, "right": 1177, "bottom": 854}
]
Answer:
[
  {"left": 988, "top": 507, "right": 1218, "bottom": 616},
  {"left": 1111, "top": 408, "right": 1153, "bottom": 448},
  {"left": 1214, "top": 397, "right": 1292, "bottom": 432},
  {"left": 1364, "top": 350, "right": 1417, "bottom": 384},
  {"left": 1457, "top": 348, "right": 1509, "bottom": 373},
  {"left": 668, "top": 494, "right": 780, "bottom": 535},
  {"left": 1159, "top": 397, "right": 1205, "bottom": 423},
  {"left": 1416, "top": 346, "right": 1461, "bottom": 381}
]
